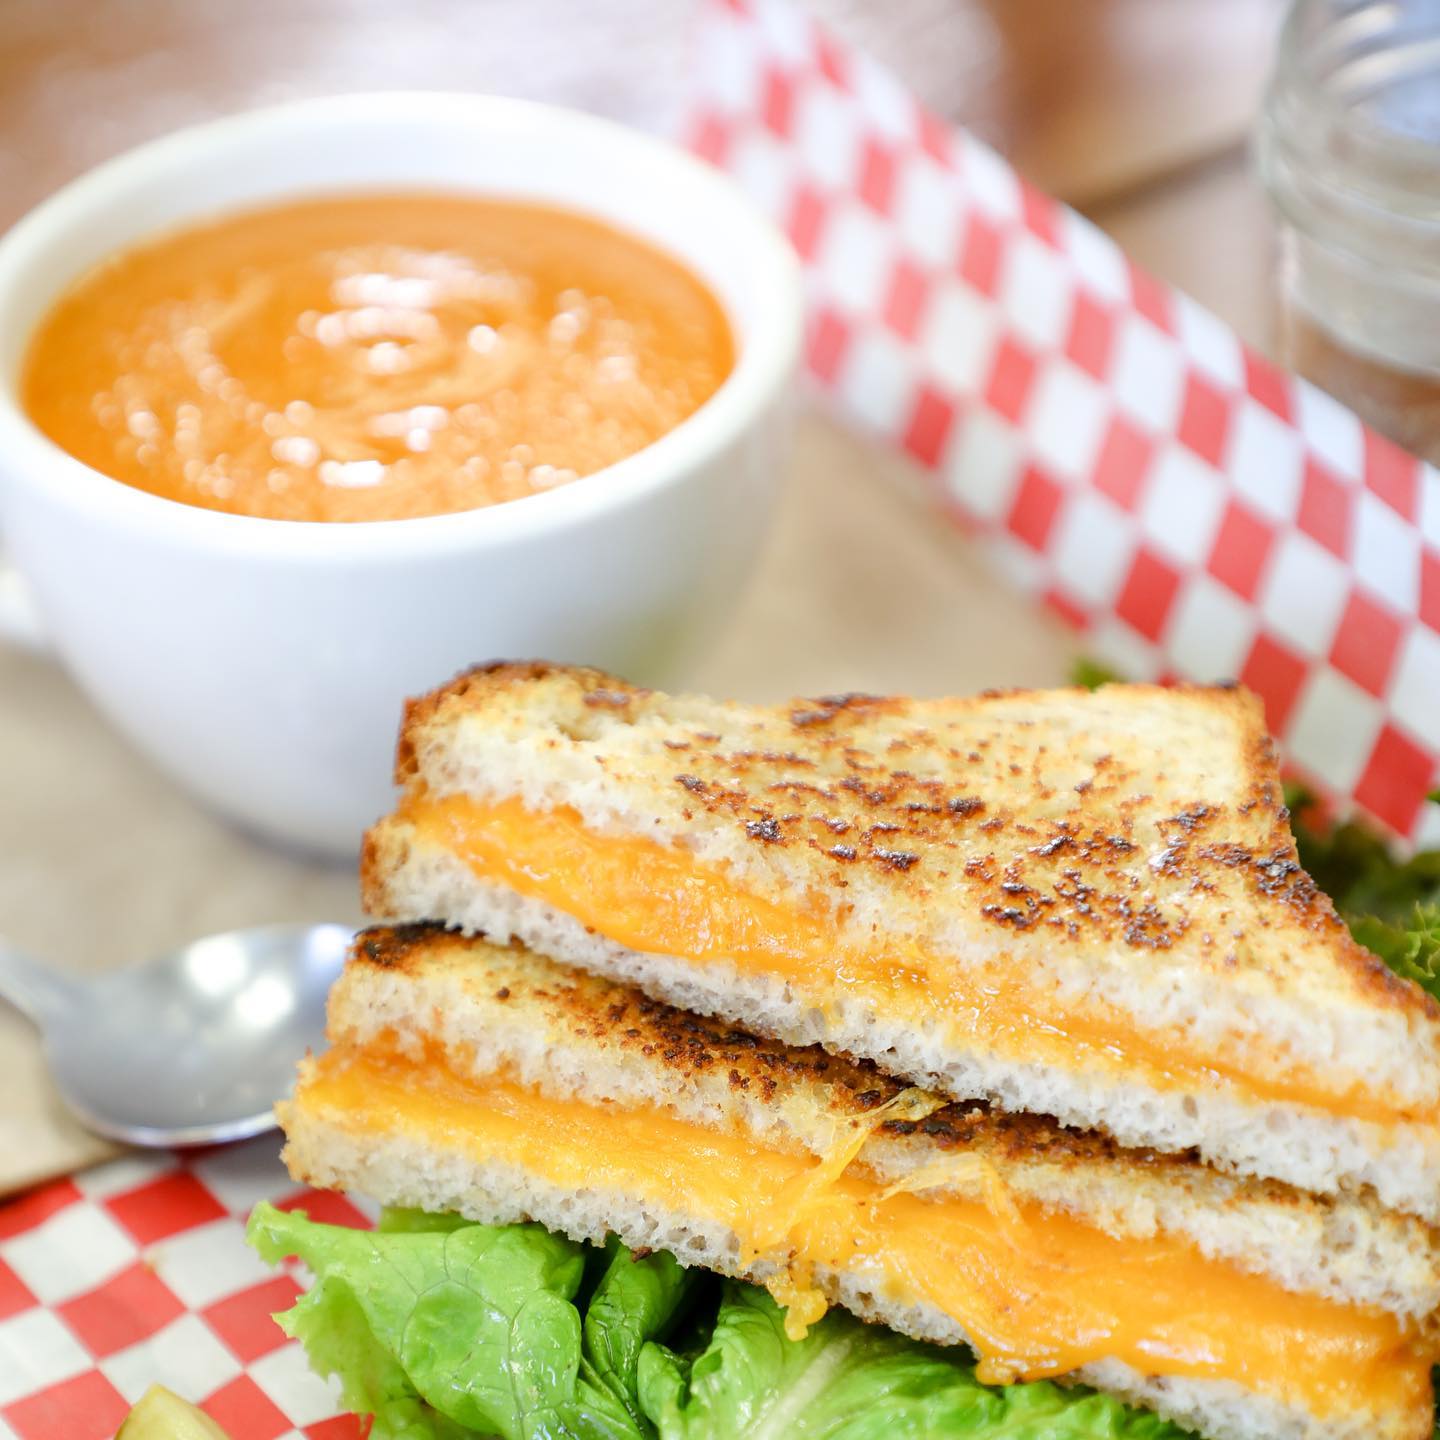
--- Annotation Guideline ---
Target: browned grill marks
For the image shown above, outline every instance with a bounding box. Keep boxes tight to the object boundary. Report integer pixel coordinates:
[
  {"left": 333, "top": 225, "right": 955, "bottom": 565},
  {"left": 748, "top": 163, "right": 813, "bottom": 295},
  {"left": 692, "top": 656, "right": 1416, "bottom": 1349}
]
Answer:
[{"left": 381, "top": 662, "right": 1440, "bottom": 1025}]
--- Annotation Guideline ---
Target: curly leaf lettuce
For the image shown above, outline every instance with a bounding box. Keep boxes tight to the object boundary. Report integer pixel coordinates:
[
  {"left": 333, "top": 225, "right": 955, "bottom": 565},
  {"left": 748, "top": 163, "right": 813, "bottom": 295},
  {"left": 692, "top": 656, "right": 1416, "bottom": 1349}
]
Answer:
[
  {"left": 244, "top": 1213, "right": 472, "bottom": 1440},
  {"left": 638, "top": 1284, "right": 1189, "bottom": 1440},
  {"left": 248, "top": 1203, "right": 653, "bottom": 1440},
  {"left": 378, "top": 1207, "right": 473, "bottom": 1235},
  {"left": 583, "top": 1238, "right": 697, "bottom": 1431},
  {"left": 1068, "top": 659, "right": 1122, "bottom": 691},
  {"left": 1347, "top": 906, "right": 1440, "bottom": 997},
  {"left": 250, "top": 1208, "right": 1206, "bottom": 1439},
  {"left": 1283, "top": 783, "right": 1440, "bottom": 1006}
]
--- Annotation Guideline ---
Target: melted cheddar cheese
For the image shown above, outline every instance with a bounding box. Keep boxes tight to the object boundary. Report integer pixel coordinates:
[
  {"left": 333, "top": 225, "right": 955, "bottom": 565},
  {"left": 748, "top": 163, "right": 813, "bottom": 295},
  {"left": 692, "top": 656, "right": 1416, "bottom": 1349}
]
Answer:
[
  {"left": 403, "top": 795, "right": 1422, "bottom": 1126},
  {"left": 301, "top": 1041, "right": 1433, "bottom": 1421}
]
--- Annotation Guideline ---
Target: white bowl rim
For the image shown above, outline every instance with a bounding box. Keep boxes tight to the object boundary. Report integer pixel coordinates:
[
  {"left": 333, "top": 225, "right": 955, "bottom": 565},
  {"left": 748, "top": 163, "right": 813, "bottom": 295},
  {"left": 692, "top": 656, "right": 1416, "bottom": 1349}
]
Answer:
[{"left": 0, "top": 90, "right": 802, "bottom": 561}]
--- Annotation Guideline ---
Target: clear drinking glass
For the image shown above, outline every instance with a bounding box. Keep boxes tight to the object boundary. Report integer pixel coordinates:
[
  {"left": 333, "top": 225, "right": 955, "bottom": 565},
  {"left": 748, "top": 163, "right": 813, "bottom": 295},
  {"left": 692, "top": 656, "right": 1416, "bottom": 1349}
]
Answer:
[{"left": 1258, "top": 0, "right": 1440, "bottom": 461}]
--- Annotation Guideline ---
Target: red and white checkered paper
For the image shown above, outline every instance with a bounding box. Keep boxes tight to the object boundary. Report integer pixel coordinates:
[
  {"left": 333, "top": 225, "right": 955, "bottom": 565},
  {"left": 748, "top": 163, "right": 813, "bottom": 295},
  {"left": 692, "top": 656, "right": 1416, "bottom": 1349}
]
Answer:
[
  {"left": 0, "top": 1140, "right": 370, "bottom": 1439},
  {"left": 689, "top": 0, "right": 1440, "bottom": 845}
]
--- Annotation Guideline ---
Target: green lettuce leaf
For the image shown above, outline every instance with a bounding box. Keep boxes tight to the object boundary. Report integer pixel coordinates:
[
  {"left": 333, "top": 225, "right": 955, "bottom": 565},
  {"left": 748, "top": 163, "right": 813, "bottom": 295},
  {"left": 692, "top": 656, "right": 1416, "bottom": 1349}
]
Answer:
[
  {"left": 1069, "top": 659, "right": 1121, "bottom": 691},
  {"left": 1284, "top": 783, "right": 1440, "bottom": 1007},
  {"left": 245, "top": 1206, "right": 474, "bottom": 1439},
  {"left": 1346, "top": 906, "right": 1440, "bottom": 999},
  {"left": 250, "top": 1203, "right": 1201, "bottom": 1439},
  {"left": 1287, "top": 785, "right": 1440, "bottom": 928},
  {"left": 247, "top": 1203, "right": 644, "bottom": 1440},
  {"left": 378, "top": 1206, "right": 472, "bottom": 1235},
  {"left": 583, "top": 1239, "right": 697, "bottom": 1430},
  {"left": 637, "top": 1284, "right": 1190, "bottom": 1439}
]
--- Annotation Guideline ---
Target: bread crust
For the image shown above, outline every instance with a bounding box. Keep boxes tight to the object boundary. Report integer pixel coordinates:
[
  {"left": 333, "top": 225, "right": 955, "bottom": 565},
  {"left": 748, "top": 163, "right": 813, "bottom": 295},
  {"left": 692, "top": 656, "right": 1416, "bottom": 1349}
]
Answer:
[
  {"left": 281, "top": 1114, "right": 1433, "bottom": 1440},
  {"left": 385, "top": 661, "right": 1430, "bottom": 1027},
  {"left": 329, "top": 924, "right": 1440, "bottom": 1322},
  {"left": 285, "top": 935, "right": 1438, "bottom": 1440},
  {"left": 363, "top": 663, "right": 1440, "bottom": 1218}
]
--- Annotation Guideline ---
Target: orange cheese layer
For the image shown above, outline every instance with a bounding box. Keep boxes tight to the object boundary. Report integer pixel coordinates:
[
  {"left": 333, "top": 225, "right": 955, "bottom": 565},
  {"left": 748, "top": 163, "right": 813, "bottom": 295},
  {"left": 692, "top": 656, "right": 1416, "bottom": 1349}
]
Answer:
[
  {"left": 301, "top": 1041, "right": 1432, "bottom": 1421},
  {"left": 404, "top": 794, "right": 1419, "bottom": 1126}
]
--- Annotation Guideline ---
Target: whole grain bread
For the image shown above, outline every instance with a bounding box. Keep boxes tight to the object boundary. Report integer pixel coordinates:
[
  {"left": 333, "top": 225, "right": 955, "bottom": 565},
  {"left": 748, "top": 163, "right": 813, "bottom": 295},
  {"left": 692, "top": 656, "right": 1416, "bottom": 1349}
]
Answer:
[
  {"left": 284, "top": 1117, "right": 1430, "bottom": 1440},
  {"left": 329, "top": 924, "right": 1440, "bottom": 1320},
  {"left": 362, "top": 662, "right": 1440, "bottom": 1219},
  {"left": 282, "top": 928, "right": 1437, "bottom": 1440}
]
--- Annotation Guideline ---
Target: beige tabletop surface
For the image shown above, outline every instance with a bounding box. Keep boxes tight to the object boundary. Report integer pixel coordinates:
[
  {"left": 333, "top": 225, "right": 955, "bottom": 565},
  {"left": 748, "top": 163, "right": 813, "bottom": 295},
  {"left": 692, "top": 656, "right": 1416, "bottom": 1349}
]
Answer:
[{"left": 0, "top": 0, "right": 1285, "bottom": 1195}]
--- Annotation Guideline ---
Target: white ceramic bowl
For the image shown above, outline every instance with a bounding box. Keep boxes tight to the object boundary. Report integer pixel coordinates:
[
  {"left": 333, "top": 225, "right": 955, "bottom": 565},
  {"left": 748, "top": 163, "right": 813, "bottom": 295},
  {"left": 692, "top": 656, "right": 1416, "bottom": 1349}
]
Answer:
[{"left": 0, "top": 93, "right": 801, "bottom": 856}]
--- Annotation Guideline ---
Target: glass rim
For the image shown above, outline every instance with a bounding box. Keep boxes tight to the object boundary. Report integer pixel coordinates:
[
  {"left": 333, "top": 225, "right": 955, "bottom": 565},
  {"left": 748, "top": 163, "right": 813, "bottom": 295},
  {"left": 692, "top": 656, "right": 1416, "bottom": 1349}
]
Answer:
[
  {"left": 1261, "top": 0, "right": 1440, "bottom": 268},
  {"left": 1269, "top": 0, "right": 1440, "bottom": 161}
]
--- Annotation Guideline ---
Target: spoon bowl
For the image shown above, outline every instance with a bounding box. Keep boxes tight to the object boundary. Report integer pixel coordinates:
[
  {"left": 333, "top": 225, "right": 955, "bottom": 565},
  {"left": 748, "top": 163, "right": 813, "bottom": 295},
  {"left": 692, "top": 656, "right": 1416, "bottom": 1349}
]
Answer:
[{"left": 0, "top": 922, "right": 351, "bottom": 1146}]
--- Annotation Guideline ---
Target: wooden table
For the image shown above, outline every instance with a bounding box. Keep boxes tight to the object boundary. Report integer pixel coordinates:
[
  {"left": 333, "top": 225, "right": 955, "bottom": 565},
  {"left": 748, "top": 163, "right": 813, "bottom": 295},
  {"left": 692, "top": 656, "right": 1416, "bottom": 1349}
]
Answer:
[{"left": 0, "top": 0, "right": 1288, "bottom": 1190}]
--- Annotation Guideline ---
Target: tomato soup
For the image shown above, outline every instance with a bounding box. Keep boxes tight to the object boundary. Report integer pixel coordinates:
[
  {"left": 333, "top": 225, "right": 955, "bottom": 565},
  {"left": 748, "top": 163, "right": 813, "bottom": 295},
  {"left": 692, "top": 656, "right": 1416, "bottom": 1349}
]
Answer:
[{"left": 20, "top": 193, "right": 734, "bottom": 521}]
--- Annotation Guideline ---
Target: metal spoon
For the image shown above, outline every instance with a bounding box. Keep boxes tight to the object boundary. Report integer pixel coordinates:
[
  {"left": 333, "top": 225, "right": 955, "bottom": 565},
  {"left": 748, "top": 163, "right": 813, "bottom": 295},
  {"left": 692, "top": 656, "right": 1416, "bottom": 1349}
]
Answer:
[{"left": 0, "top": 923, "right": 352, "bottom": 1147}]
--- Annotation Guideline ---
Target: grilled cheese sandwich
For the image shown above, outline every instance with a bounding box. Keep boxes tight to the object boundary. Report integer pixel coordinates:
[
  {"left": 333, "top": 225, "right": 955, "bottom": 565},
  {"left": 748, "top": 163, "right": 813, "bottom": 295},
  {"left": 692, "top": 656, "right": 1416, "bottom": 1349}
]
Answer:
[
  {"left": 280, "top": 925, "right": 1440, "bottom": 1440},
  {"left": 362, "top": 662, "right": 1440, "bottom": 1219}
]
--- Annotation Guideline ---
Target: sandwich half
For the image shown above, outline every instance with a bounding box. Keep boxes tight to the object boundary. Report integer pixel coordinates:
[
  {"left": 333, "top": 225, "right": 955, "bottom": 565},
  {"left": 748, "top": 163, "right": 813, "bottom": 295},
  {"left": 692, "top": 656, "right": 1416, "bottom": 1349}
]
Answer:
[
  {"left": 281, "top": 924, "right": 1440, "bottom": 1440},
  {"left": 362, "top": 662, "right": 1440, "bottom": 1220}
]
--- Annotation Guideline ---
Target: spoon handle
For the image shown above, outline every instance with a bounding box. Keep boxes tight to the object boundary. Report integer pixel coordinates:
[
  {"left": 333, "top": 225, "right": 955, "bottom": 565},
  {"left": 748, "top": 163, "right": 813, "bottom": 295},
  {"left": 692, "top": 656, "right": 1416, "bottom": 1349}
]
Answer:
[{"left": 0, "top": 940, "right": 75, "bottom": 1024}]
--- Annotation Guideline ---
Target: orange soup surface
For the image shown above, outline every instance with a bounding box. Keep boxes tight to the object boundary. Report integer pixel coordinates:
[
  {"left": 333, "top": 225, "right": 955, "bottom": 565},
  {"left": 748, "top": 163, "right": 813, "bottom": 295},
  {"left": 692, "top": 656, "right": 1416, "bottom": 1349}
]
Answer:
[{"left": 21, "top": 193, "right": 734, "bottom": 521}]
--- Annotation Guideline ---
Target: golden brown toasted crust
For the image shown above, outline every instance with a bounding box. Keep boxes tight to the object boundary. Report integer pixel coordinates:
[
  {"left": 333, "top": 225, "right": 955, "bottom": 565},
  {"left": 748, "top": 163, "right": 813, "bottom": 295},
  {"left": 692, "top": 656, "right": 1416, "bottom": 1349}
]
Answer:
[
  {"left": 354, "top": 921, "right": 1141, "bottom": 1166},
  {"left": 383, "top": 661, "right": 1433, "bottom": 1026},
  {"left": 333, "top": 924, "right": 1440, "bottom": 1323},
  {"left": 344, "top": 923, "right": 1391, "bottom": 1200},
  {"left": 358, "top": 827, "right": 386, "bottom": 916},
  {"left": 393, "top": 662, "right": 574, "bottom": 784}
]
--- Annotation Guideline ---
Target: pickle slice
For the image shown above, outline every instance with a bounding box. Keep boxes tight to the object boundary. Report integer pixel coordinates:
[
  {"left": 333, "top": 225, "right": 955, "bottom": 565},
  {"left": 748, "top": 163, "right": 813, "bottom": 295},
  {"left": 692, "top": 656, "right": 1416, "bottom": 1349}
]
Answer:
[{"left": 115, "top": 1385, "right": 232, "bottom": 1440}]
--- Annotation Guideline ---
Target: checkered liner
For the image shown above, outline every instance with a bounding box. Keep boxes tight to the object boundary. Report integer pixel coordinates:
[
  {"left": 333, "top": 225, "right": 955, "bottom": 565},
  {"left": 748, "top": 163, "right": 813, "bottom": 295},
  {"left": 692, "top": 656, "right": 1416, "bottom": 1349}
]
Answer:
[
  {"left": 690, "top": 0, "right": 1440, "bottom": 844},
  {"left": 0, "top": 1140, "right": 370, "bottom": 1439}
]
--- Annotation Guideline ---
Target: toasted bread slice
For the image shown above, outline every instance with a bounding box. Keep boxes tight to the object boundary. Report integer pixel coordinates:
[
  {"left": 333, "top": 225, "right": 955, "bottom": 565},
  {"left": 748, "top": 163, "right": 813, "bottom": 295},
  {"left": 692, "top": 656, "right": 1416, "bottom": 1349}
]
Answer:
[
  {"left": 282, "top": 925, "right": 1440, "bottom": 1440},
  {"left": 362, "top": 662, "right": 1440, "bottom": 1219}
]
